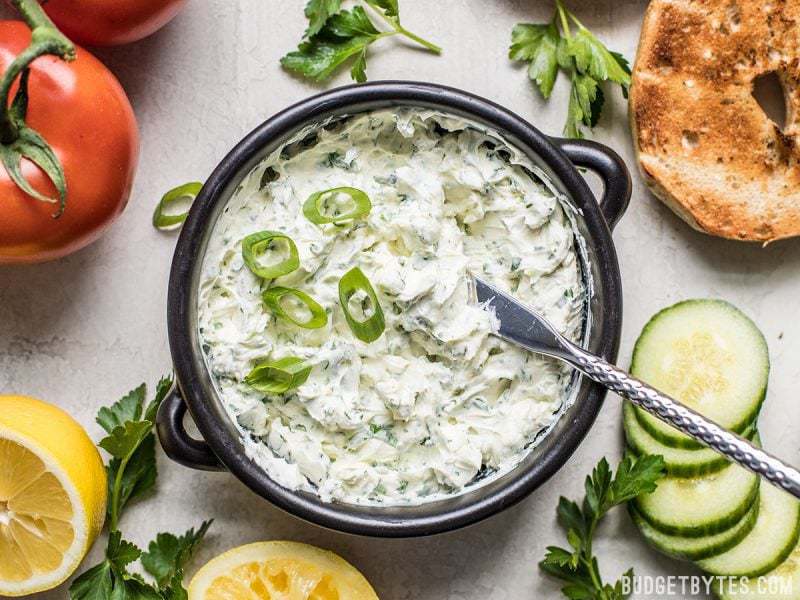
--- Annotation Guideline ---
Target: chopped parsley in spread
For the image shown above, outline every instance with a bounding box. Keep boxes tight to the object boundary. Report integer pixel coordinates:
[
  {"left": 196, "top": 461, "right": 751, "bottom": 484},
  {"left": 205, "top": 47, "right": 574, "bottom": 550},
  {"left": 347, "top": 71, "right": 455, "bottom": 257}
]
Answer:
[{"left": 198, "top": 108, "right": 586, "bottom": 506}]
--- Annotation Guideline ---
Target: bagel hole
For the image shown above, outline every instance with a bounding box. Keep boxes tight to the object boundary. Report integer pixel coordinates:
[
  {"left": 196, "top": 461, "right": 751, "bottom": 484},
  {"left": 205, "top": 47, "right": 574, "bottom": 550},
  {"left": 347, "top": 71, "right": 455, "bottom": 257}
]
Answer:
[{"left": 752, "top": 71, "right": 787, "bottom": 130}]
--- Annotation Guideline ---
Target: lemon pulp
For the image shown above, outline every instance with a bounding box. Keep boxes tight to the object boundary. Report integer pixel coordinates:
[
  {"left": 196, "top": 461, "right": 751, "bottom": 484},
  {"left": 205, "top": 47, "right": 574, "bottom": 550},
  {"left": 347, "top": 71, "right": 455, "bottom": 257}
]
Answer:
[
  {"left": 190, "top": 541, "right": 378, "bottom": 600},
  {"left": 0, "top": 438, "right": 76, "bottom": 582},
  {"left": 0, "top": 395, "right": 106, "bottom": 596}
]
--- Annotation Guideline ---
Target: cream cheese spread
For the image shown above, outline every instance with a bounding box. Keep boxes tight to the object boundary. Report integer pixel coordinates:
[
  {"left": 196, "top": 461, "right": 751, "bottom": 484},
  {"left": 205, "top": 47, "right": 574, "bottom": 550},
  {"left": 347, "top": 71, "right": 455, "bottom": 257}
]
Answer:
[{"left": 197, "top": 108, "right": 587, "bottom": 506}]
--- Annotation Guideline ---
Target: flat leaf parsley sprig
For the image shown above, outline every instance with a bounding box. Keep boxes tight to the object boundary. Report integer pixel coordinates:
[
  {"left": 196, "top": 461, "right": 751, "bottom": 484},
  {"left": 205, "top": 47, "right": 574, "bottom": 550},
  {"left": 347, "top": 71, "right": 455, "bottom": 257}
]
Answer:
[
  {"left": 541, "top": 454, "right": 665, "bottom": 600},
  {"left": 70, "top": 376, "right": 212, "bottom": 600},
  {"left": 282, "top": 0, "right": 441, "bottom": 83},
  {"left": 509, "top": 0, "right": 631, "bottom": 138}
]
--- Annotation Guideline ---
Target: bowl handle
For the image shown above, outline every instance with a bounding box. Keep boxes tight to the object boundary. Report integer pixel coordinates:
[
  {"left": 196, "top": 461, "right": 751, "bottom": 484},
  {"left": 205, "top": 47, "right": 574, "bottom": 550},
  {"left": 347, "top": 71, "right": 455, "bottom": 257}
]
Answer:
[
  {"left": 551, "top": 138, "right": 632, "bottom": 230},
  {"left": 156, "top": 387, "right": 226, "bottom": 471}
]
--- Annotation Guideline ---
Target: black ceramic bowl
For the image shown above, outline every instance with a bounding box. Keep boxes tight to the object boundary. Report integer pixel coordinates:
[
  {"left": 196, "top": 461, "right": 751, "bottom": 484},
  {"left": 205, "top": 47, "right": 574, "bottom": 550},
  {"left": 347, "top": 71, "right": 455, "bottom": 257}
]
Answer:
[{"left": 158, "top": 81, "right": 631, "bottom": 538}]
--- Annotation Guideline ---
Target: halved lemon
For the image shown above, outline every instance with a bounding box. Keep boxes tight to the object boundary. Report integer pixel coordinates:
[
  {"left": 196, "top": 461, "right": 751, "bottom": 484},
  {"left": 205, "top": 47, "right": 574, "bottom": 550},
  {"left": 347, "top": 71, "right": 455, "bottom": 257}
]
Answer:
[
  {"left": 0, "top": 395, "right": 107, "bottom": 596},
  {"left": 188, "top": 541, "right": 379, "bottom": 599}
]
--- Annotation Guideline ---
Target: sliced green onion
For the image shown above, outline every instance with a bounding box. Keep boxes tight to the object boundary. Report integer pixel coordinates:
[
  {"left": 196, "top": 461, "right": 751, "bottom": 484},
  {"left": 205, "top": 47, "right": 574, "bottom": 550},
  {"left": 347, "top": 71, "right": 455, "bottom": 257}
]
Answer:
[
  {"left": 242, "top": 231, "right": 299, "bottom": 279},
  {"left": 263, "top": 286, "right": 328, "bottom": 329},
  {"left": 338, "top": 267, "right": 385, "bottom": 343},
  {"left": 303, "top": 187, "right": 372, "bottom": 225},
  {"left": 245, "top": 357, "right": 311, "bottom": 394},
  {"left": 152, "top": 182, "right": 202, "bottom": 230}
]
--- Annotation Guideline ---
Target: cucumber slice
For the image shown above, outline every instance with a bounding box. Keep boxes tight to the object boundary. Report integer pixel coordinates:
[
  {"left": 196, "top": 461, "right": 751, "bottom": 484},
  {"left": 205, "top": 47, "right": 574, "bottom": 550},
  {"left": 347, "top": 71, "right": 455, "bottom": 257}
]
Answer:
[
  {"left": 634, "top": 458, "right": 760, "bottom": 537},
  {"left": 715, "top": 539, "right": 800, "bottom": 599},
  {"left": 698, "top": 482, "right": 800, "bottom": 577},
  {"left": 631, "top": 300, "right": 768, "bottom": 449},
  {"left": 624, "top": 402, "right": 756, "bottom": 477},
  {"left": 629, "top": 499, "right": 759, "bottom": 561}
]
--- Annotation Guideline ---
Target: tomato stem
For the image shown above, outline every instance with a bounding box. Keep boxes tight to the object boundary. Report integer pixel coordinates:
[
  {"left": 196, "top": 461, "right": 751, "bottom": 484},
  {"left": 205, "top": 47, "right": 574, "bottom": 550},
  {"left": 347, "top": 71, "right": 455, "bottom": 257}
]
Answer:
[
  {"left": 0, "top": 0, "right": 74, "bottom": 144},
  {"left": 0, "top": 0, "right": 74, "bottom": 215}
]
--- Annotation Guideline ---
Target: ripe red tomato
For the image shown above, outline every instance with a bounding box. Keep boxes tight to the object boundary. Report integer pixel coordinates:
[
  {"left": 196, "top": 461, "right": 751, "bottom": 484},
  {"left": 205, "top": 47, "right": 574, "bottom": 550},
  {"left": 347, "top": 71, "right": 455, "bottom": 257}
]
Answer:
[
  {"left": 0, "top": 21, "right": 138, "bottom": 263},
  {"left": 44, "top": 0, "right": 188, "bottom": 47}
]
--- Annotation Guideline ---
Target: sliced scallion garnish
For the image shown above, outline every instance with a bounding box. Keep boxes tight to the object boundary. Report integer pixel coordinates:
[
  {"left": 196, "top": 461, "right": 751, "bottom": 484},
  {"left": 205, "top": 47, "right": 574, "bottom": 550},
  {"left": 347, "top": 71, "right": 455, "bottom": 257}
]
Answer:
[
  {"left": 152, "top": 182, "right": 202, "bottom": 230},
  {"left": 242, "top": 231, "right": 300, "bottom": 279},
  {"left": 262, "top": 286, "right": 328, "bottom": 329},
  {"left": 303, "top": 186, "right": 372, "bottom": 225},
  {"left": 245, "top": 357, "right": 312, "bottom": 394},
  {"left": 338, "top": 267, "right": 385, "bottom": 343}
]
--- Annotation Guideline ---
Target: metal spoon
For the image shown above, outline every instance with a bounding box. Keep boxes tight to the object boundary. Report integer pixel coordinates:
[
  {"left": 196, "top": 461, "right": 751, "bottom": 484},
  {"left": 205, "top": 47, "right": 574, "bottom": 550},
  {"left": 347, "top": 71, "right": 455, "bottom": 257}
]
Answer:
[{"left": 472, "top": 275, "right": 800, "bottom": 500}]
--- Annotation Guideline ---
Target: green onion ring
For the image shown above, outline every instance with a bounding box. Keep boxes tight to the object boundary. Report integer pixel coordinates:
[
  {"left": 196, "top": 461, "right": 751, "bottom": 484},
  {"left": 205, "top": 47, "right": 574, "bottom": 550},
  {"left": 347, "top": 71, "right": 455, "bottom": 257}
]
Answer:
[
  {"left": 303, "top": 186, "right": 372, "bottom": 225},
  {"left": 245, "top": 356, "right": 312, "bottom": 394},
  {"left": 262, "top": 286, "right": 328, "bottom": 329},
  {"left": 242, "top": 231, "right": 300, "bottom": 279},
  {"left": 152, "top": 182, "right": 202, "bottom": 230},
  {"left": 338, "top": 267, "right": 385, "bottom": 343}
]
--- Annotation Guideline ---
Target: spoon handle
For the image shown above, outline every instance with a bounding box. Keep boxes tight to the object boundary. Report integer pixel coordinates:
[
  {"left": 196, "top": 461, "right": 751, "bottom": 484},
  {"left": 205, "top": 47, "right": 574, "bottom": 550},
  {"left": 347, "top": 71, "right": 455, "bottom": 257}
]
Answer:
[{"left": 565, "top": 342, "right": 800, "bottom": 500}]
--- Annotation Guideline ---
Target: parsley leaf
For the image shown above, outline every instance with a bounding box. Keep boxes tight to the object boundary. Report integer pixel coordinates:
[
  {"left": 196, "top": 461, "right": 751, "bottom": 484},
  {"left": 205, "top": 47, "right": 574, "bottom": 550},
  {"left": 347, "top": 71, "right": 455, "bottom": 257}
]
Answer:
[
  {"left": 282, "top": 0, "right": 440, "bottom": 83},
  {"left": 121, "top": 579, "right": 164, "bottom": 600},
  {"left": 98, "top": 375, "right": 174, "bottom": 523},
  {"left": 146, "top": 375, "right": 174, "bottom": 423},
  {"left": 106, "top": 434, "right": 157, "bottom": 519},
  {"left": 107, "top": 531, "right": 142, "bottom": 569},
  {"left": 70, "top": 377, "right": 210, "bottom": 600},
  {"left": 96, "top": 384, "right": 146, "bottom": 434},
  {"left": 141, "top": 521, "right": 213, "bottom": 588},
  {"left": 509, "top": 22, "right": 560, "bottom": 98},
  {"left": 509, "top": 0, "right": 631, "bottom": 138},
  {"left": 540, "top": 454, "right": 665, "bottom": 599},
  {"left": 609, "top": 51, "right": 632, "bottom": 98},
  {"left": 70, "top": 562, "right": 113, "bottom": 600},
  {"left": 325, "top": 7, "right": 381, "bottom": 37},
  {"left": 304, "top": 0, "right": 342, "bottom": 38},
  {"left": 543, "top": 545, "right": 579, "bottom": 569},
  {"left": 162, "top": 573, "right": 190, "bottom": 600},
  {"left": 71, "top": 533, "right": 147, "bottom": 600},
  {"left": 351, "top": 48, "right": 369, "bottom": 83},
  {"left": 565, "top": 26, "right": 630, "bottom": 87},
  {"left": 282, "top": 8, "right": 380, "bottom": 82},
  {"left": 365, "top": 0, "right": 399, "bottom": 18},
  {"left": 609, "top": 451, "right": 664, "bottom": 501},
  {"left": 100, "top": 420, "right": 153, "bottom": 460},
  {"left": 282, "top": 36, "right": 373, "bottom": 82},
  {"left": 565, "top": 73, "right": 605, "bottom": 139}
]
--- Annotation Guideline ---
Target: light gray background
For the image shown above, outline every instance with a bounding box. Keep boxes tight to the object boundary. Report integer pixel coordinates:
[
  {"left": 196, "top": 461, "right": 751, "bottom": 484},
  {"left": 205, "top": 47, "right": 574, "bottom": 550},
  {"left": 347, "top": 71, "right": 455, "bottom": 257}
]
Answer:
[{"left": 1, "top": 1, "right": 797, "bottom": 598}]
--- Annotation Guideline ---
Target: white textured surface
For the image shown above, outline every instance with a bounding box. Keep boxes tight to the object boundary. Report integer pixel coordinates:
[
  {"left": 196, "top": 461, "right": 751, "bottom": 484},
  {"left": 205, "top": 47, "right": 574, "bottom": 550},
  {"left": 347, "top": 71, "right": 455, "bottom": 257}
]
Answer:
[{"left": 1, "top": 1, "right": 799, "bottom": 598}]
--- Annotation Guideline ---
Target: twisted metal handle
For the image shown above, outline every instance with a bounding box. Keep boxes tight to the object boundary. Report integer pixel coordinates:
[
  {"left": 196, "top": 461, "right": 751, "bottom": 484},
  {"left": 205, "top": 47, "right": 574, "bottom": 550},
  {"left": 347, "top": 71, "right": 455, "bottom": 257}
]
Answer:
[
  {"left": 567, "top": 344, "right": 800, "bottom": 500},
  {"left": 473, "top": 274, "right": 800, "bottom": 499}
]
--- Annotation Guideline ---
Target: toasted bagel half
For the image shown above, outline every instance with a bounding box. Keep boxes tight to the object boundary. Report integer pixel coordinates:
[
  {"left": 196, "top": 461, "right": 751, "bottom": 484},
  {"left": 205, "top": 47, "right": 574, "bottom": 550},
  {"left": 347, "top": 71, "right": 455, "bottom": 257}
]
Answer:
[{"left": 630, "top": 0, "right": 800, "bottom": 242}]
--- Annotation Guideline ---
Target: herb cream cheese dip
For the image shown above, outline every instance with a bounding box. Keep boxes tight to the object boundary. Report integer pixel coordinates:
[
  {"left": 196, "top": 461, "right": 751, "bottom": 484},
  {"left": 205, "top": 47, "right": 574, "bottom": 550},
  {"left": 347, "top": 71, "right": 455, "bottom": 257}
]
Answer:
[{"left": 198, "top": 108, "right": 587, "bottom": 506}]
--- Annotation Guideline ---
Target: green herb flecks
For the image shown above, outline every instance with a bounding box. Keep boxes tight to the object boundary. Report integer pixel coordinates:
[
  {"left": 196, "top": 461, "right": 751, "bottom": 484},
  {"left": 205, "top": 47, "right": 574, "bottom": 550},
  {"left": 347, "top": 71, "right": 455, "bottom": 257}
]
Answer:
[
  {"left": 509, "top": 0, "right": 630, "bottom": 138},
  {"left": 303, "top": 186, "right": 372, "bottom": 225},
  {"left": 70, "top": 376, "right": 212, "bottom": 600},
  {"left": 242, "top": 231, "right": 300, "bottom": 280},
  {"left": 540, "top": 454, "right": 665, "bottom": 599},
  {"left": 339, "top": 266, "right": 385, "bottom": 343},
  {"left": 152, "top": 182, "right": 203, "bottom": 231},
  {"left": 263, "top": 286, "right": 328, "bottom": 329},
  {"left": 282, "top": 1, "right": 441, "bottom": 83},
  {"left": 246, "top": 356, "right": 313, "bottom": 395}
]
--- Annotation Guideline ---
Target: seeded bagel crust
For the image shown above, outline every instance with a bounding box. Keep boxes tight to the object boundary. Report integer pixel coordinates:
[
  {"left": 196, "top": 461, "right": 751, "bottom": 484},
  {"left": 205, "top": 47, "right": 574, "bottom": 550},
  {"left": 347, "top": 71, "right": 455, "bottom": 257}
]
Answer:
[{"left": 630, "top": 0, "right": 800, "bottom": 242}]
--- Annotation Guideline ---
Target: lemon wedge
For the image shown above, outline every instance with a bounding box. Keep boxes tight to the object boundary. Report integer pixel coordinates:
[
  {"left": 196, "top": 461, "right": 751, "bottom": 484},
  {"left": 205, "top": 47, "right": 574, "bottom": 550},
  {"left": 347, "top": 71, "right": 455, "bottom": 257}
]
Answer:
[
  {"left": 0, "top": 395, "right": 107, "bottom": 596},
  {"left": 188, "top": 541, "right": 379, "bottom": 599}
]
